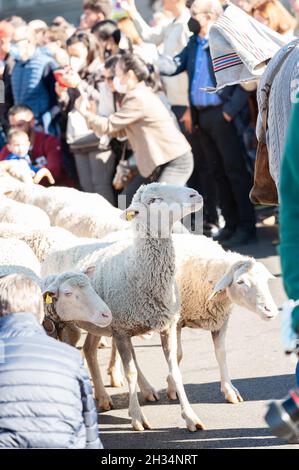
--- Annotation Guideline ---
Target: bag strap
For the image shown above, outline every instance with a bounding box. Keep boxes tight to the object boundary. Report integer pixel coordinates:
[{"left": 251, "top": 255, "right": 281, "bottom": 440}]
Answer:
[{"left": 120, "top": 141, "right": 127, "bottom": 161}]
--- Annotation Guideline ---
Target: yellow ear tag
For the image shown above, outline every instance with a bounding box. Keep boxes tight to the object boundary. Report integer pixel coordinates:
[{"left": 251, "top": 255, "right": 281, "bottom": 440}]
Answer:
[
  {"left": 126, "top": 211, "right": 136, "bottom": 221},
  {"left": 46, "top": 294, "right": 53, "bottom": 305}
]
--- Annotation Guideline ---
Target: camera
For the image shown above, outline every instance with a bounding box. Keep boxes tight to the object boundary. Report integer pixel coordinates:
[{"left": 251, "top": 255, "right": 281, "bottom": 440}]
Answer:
[{"left": 265, "top": 388, "right": 299, "bottom": 442}]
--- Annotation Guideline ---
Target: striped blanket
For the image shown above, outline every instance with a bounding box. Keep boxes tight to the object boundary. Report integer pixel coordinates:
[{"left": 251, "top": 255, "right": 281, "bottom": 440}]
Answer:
[{"left": 207, "top": 3, "right": 288, "bottom": 91}]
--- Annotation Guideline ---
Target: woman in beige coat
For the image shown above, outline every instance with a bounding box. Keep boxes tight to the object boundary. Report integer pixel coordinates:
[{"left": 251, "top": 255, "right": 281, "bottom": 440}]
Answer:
[{"left": 75, "top": 52, "right": 194, "bottom": 203}]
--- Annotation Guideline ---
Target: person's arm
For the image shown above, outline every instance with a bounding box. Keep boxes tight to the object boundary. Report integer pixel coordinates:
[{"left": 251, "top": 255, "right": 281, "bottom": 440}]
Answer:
[
  {"left": 221, "top": 85, "right": 250, "bottom": 121},
  {"left": 158, "top": 44, "right": 189, "bottom": 77},
  {"left": 76, "top": 93, "right": 143, "bottom": 137},
  {"left": 78, "top": 362, "right": 103, "bottom": 449},
  {"left": 280, "top": 100, "right": 299, "bottom": 333},
  {"left": 121, "top": 0, "right": 166, "bottom": 45}
]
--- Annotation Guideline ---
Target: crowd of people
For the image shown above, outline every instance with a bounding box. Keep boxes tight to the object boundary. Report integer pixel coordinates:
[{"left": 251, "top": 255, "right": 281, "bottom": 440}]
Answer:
[
  {"left": 0, "top": 0, "right": 296, "bottom": 248},
  {"left": 1, "top": 0, "right": 299, "bottom": 450}
]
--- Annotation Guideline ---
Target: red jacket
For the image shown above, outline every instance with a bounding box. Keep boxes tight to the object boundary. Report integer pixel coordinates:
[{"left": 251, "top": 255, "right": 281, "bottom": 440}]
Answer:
[{"left": 0, "top": 131, "right": 67, "bottom": 185}]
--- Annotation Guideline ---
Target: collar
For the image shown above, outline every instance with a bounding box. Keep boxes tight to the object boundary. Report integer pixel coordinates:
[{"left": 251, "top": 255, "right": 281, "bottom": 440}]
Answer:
[{"left": 196, "top": 36, "right": 209, "bottom": 48}]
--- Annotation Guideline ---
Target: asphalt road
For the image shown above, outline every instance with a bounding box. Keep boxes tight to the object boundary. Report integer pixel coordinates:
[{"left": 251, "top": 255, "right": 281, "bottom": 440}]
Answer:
[{"left": 82, "top": 221, "right": 299, "bottom": 449}]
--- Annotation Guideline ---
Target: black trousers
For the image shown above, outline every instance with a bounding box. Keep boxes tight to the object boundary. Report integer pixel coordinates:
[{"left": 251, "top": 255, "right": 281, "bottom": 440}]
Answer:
[
  {"left": 172, "top": 105, "right": 219, "bottom": 225},
  {"left": 196, "top": 105, "right": 255, "bottom": 231}
]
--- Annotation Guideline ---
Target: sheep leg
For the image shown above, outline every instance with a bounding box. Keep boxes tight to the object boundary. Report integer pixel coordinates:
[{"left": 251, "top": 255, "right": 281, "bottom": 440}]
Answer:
[
  {"left": 160, "top": 321, "right": 205, "bottom": 432},
  {"left": 108, "top": 339, "right": 159, "bottom": 401},
  {"left": 113, "top": 334, "right": 151, "bottom": 431},
  {"left": 211, "top": 320, "right": 243, "bottom": 404},
  {"left": 166, "top": 322, "right": 183, "bottom": 400},
  {"left": 83, "top": 333, "right": 114, "bottom": 411},
  {"left": 107, "top": 338, "right": 125, "bottom": 388},
  {"left": 130, "top": 345, "right": 159, "bottom": 402}
]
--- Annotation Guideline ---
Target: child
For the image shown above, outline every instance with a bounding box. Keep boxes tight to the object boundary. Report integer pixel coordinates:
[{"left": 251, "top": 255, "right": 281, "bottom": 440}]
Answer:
[
  {"left": 4, "top": 128, "right": 55, "bottom": 184},
  {"left": 6, "top": 128, "right": 39, "bottom": 174}
]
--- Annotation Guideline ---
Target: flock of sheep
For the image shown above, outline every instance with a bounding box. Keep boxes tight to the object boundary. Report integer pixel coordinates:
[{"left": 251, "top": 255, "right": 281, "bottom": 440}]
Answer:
[{"left": 0, "top": 160, "right": 278, "bottom": 433}]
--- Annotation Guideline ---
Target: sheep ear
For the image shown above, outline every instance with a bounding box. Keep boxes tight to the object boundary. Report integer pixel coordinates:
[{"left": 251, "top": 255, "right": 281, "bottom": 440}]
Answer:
[
  {"left": 83, "top": 265, "right": 96, "bottom": 277},
  {"left": 120, "top": 208, "right": 139, "bottom": 222},
  {"left": 42, "top": 290, "right": 58, "bottom": 304},
  {"left": 208, "top": 260, "right": 254, "bottom": 300},
  {"left": 42, "top": 282, "right": 58, "bottom": 303}
]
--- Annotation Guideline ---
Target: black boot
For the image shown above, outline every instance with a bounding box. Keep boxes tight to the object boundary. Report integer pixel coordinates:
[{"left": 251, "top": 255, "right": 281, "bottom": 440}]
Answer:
[{"left": 213, "top": 226, "right": 236, "bottom": 242}]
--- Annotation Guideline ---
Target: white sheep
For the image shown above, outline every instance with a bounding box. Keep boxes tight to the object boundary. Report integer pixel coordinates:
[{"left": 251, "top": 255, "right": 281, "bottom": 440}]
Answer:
[
  {"left": 0, "top": 223, "right": 101, "bottom": 263},
  {"left": 0, "top": 237, "right": 112, "bottom": 339},
  {"left": 42, "top": 183, "right": 205, "bottom": 433},
  {"left": 41, "top": 271, "right": 112, "bottom": 335},
  {"left": 0, "top": 237, "right": 41, "bottom": 279},
  {"left": 0, "top": 195, "right": 50, "bottom": 229},
  {"left": 4, "top": 182, "right": 129, "bottom": 237},
  {"left": 107, "top": 233, "right": 278, "bottom": 405}
]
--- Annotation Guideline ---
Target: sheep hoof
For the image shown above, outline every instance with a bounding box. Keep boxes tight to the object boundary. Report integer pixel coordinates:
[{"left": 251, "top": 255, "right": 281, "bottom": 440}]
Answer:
[
  {"left": 223, "top": 387, "right": 243, "bottom": 404},
  {"left": 132, "top": 418, "right": 152, "bottom": 431},
  {"left": 132, "top": 420, "right": 145, "bottom": 431},
  {"left": 167, "top": 389, "right": 178, "bottom": 401},
  {"left": 97, "top": 396, "right": 114, "bottom": 412},
  {"left": 110, "top": 376, "right": 125, "bottom": 388},
  {"left": 184, "top": 414, "right": 206, "bottom": 432},
  {"left": 143, "top": 390, "right": 159, "bottom": 402}
]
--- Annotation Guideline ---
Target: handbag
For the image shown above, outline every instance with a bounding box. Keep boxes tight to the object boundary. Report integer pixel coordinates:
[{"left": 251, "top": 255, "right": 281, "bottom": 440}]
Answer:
[
  {"left": 249, "top": 141, "right": 278, "bottom": 205},
  {"left": 66, "top": 109, "right": 100, "bottom": 151},
  {"left": 112, "top": 142, "right": 138, "bottom": 191}
]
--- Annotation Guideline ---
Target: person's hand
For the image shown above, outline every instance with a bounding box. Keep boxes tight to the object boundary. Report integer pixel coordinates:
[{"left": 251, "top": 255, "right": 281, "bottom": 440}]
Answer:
[
  {"left": 89, "top": 100, "right": 97, "bottom": 114},
  {"left": 180, "top": 107, "right": 192, "bottom": 134},
  {"left": 55, "top": 82, "right": 68, "bottom": 99},
  {"left": 223, "top": 111, "right": 232, "bottom": 122},
  {"left": 58, "top": 69, "right": 81, "bottom": 88},
  {"left": 120, "top": 0, "right": 138, "bottom": 16},
  {"left": 75, "top": 94, "right": 92, "bottom": 116}
]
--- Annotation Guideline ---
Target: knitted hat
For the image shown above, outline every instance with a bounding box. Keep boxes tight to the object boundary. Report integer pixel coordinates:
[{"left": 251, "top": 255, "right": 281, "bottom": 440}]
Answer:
[{"left": 207, "top": 3, "right": 289, "bottom": 91}]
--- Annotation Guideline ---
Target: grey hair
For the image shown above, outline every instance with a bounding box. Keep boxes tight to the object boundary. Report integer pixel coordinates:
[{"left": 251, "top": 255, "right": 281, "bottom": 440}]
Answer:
[
  {"left": 191, "top": 0, "right": 223, "bottom": 16},
  {"left": 0, "top": 273, "right": 43, "bottom": 320}
]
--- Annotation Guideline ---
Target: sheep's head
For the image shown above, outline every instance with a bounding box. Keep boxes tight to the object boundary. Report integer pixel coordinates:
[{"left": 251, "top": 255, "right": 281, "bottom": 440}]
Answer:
[
  {"left": 121, "top": 183, "right": 203, "bottom": 237},
  {"left": 209, "top": 259, "right": 278, "bottom": 320},
  {"left": 42, "top": 271, "right": 112, "bottom": 328}
]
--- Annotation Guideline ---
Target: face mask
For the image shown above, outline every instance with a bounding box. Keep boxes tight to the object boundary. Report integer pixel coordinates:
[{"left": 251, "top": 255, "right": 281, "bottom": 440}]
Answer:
[
  {"left": 39, "top": 45, "right": 52, "bottom": 56},
  {"left": 9, "top": 44, "right": 22, "bottom": 61},
  {"left": 188, "top": 17, "right": 201, "bottom": 35},
  {"left": 113, "top": 76, "right": 128, "bottom": 94},
  {"left": 104, "top": 48, "right": 112, "bottom": 59},
  {"left": 70, "top": 56, "right": 86, "bottom": 72}
]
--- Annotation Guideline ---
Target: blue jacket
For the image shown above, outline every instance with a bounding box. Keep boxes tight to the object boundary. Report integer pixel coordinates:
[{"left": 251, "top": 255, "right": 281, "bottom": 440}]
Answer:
[
  {"left": 160, "top": 34, "right": 249, "bottom": 127},
  {"left": 0, "top": 313, "right": 102, "bottom": 449},
  {"left": 11, "top": 49, "right": 57, "bottom": 125}
]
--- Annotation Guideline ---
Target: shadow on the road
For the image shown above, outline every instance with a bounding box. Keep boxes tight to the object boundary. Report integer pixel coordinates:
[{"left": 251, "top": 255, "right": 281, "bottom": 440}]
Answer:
[
  {"left": 235, "top": 225, "right": 278, "bottom": 260},
  {"left": 100, "top": 425, "right": 287, "bottom": 449},
  {"left": 102, "top": 374, "right": 296, "bottom": 410},
  {"left": 183, "top": 374, "right": 296, "bottom": 404}
]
